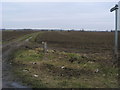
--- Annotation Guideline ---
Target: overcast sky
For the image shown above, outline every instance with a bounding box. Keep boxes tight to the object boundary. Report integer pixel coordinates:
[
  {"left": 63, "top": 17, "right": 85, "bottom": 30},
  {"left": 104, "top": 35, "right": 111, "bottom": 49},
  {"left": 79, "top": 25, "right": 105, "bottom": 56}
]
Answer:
[{"left": 2, "top": 2, "right": 118, "bottom": 30}]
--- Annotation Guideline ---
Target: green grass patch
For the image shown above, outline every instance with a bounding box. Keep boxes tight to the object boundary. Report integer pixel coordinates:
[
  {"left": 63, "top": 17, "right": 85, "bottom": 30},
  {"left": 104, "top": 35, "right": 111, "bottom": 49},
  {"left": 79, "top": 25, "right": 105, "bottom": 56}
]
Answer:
[
  {"left": 12, "top": 48, "right": 119, "bottom": 88},
  {"left": 14, "top": 49, "right": 44, "bottom": 62}
]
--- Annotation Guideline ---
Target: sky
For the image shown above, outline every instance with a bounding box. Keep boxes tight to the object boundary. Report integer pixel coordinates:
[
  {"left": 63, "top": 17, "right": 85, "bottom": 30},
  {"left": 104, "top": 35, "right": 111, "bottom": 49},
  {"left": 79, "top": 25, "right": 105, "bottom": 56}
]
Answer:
[{"left": 2, "top": 2, "right": 119, "bottom": 31}]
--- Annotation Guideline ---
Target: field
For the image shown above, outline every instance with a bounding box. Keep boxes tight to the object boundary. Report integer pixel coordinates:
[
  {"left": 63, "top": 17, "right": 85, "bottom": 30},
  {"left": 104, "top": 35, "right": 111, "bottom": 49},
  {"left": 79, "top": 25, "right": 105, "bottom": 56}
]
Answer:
[
  {"left": 2, "top": 30, "right": 37, "bottom": 43},
  {"left": 35, "top": 31, "right": 114, "bottom": 53},
  {"left": 2, "top": 30, "right": 119, "bottom": 88}
]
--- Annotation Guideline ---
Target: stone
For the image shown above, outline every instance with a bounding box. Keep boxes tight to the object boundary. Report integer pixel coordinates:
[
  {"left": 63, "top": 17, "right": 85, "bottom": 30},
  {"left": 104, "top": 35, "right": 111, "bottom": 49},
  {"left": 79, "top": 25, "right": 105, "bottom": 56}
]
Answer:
[
  {"left": 88, "top": 61, "right": 94, "bottom": 64},
  {"left": 23, "top": 69, "right": 29, "bottom": 72},
  {"left": 32, "top": 62, "right": 37, "bottom": 64},
  {"left": 61, "top": 66, "right": 65, "bottom": 69},
  {"left": 34, "top": 74, "right": 38, "bottom": 78},
  {"left": 95, "top": 69, "right": 99, "bottom": 73}
]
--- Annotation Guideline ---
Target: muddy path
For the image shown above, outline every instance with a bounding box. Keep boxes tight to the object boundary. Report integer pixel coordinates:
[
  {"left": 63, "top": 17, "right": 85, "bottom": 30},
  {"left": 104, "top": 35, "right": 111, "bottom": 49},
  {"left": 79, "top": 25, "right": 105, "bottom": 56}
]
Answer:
[{"left": 2, "top": 36, "right": 33, "bottom": 89}]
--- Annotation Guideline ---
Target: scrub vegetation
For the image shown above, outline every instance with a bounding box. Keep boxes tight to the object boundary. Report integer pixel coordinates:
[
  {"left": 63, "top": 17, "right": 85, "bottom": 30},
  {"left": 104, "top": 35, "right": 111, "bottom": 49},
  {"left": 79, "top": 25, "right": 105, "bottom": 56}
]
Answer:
[{"left": 3, "top": 30, "right": 119, "bottom": 88}]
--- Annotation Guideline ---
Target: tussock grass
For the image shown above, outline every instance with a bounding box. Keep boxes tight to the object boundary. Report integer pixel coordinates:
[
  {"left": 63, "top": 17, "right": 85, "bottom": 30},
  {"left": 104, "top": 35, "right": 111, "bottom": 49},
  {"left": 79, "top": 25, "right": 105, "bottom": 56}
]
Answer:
[{"left": 12, "top": 48, "right": 118, "bottom": 88}]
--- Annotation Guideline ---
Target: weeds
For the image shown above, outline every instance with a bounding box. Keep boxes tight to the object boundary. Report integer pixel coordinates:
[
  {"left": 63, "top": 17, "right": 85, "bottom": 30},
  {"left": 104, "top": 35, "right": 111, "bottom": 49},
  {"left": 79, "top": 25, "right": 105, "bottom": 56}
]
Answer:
[{"left": 12, "top": 48, "right": 118, "bottom": 88}]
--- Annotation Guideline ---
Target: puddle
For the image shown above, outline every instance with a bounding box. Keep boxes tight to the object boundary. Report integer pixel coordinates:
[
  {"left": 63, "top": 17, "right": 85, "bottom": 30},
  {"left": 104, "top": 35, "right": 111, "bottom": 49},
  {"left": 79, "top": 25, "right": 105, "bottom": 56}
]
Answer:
[
  {"left": 10, "top": 82, "right": 32, "bottom": 89},
  {"left": 11, "top": 82, "right": 27, "bottom": 88}
]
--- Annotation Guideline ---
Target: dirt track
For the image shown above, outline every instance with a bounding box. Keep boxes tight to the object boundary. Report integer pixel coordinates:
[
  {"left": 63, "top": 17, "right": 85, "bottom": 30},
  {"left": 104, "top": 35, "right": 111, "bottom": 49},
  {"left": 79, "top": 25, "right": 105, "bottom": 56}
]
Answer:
[{"left": 2, "top": 37, "right": 33, "bottom": 88}]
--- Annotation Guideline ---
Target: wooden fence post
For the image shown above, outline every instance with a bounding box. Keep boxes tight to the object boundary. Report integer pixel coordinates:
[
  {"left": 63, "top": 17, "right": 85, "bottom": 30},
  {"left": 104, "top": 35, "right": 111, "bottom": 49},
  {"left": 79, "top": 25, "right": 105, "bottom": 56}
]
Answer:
[{"left": 42, "top": 41, "right": 47, "bottom": 53}]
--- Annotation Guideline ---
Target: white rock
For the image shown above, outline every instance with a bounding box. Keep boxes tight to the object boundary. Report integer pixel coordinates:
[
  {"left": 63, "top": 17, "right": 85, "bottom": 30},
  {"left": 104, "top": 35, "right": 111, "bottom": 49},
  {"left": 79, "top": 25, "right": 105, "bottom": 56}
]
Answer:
[
  {"left": 32, "top": 62, "right": 37, "bottom": 64},
  {"left": 95, "top": 69, "right": 99, "bottom": 73},
  {"left": 23, "top": 69, "right": 28, "bottom": 72},
  {"left": 42, "top": 41, "right": 44, "bottom": 44},
  {"left": 88, "top": 61, "right": 94, "bottom": 64},
  {"left": 34, "top": 74, "right": 38, "bottom": 77},
  {"left": 61, "top": 66, "right": 65, "bottom": 69}
]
